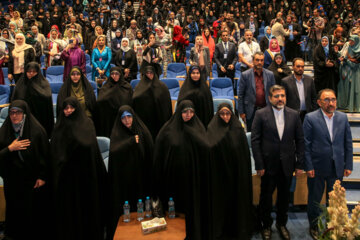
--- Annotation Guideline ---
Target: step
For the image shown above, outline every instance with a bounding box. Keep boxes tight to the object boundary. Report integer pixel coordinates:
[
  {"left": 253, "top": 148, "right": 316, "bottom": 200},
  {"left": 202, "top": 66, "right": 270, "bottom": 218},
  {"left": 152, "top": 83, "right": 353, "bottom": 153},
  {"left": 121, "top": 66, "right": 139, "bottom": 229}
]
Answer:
[
  {"left": 347, "top": 113, "right": 360, "bottom": 122},
  {"left": 346, "top": 189, "right": 360, "bottom": 205},
  {"left": 350, "top": 124, "right": 360, "bottom": 141},
  {"left": 344, "top": 157, "right": 360, "bottom": 182}
]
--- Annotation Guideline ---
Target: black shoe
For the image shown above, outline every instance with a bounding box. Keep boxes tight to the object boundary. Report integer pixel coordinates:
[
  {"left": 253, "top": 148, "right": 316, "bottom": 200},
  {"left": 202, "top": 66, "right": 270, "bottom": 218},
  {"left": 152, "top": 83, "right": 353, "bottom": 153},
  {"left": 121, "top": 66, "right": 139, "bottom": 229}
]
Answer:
[
  {"left": 276, "top": 224, "right": 291, "bottom": 240},
  {"left": 151, "top": 197, "right": 164, "bottom": 218},
  {"left": 261, "top": 227, "right": 272, "bottom": 240},
  {"left": 309, "top": 227, "right": 319, "bottom": 240}
]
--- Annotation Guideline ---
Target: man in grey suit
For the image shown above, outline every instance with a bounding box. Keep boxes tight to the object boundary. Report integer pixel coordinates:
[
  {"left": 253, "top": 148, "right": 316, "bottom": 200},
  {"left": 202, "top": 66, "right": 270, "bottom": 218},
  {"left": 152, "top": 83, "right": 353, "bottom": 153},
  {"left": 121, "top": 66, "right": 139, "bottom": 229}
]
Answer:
[
  {"left": 281, "top": 58, "right": 317, "bottom": 121},
  {"left": 238, "top": 52, "right": 275, "bottom": 131},
  {"left": 303, "top": 89, "right": 353, "bottom": 239}
]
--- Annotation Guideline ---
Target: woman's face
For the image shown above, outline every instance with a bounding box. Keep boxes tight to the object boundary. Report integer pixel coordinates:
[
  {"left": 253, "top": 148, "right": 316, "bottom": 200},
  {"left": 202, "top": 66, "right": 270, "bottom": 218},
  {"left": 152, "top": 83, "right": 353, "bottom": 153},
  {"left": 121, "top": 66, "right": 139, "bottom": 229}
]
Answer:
[
  {"left": 190, "top": 68, "right": 200, "bottom": 81},
  {"left": 112, "top": 21, "right": 117, "bottom": 28},
  {"left": 219, "top": 107, "right": 231, "bottom": 123},
  {"left": 2, "top": 31, "right": 9, "bottom": 39},
  {"left": 204, "top": 29, "right": 210, "bottom": 37},
  {"left": 9, "top": 109, "right": 24, "bottom": 125},
  {"left": 146, "top": 71, "right": 154, "bottom": 80},
  {"left": 121, "top": 115, "right": 133, "bottom": 128},
  {"left": 96, "top": 28, "right": 103, "bottom": 35},
  {"left": 275, "top": 57, "right": 283, "bottom": 65},
  {"left": 111, "top": 71, "right": 120, "bottom": 82},
  {"left": 98, "top": 37, "right": 105, "bottom": 46},
  {"left": 26, "top": 69, "right": 38, "bottom": 79},
  {"left": 91, "top": 21, "right": 96, "bottom": 28},
  {"left": 10, "top": 24, "right": 15, "bottom": 30},
  {"left": 70, "top": 70, "right": 81, "bottom": 83},
  {"left": 321, "top": 38, "right": 328, "bottom": 47},
  {"left": 51, "top": 31, "right": 58, "bottom": 39},
  {"left": 195, "top": 36, "right": 203, "bottom": 46},
  {"left": 15, "top": 36, "right": 24, "bottom": 45},
  {"left": 136, "top": 31, "right": 143, "bottom": 39},
  {"left": 271, "top": 40, "right": 278, "bottom": 49},
  {"left": 266, "top": 28, "right": 271, "bottom": 35},
  {"left": 149, "top": 34, "right": 155, "bottom": 42},
  {"left": 181, "top": 109, "right": 194, "bottom": 122},
  {"left": 122, "top": 40, "right": 129, "bottom": 47},
  {"left": 64, "top": 104, "right": 75, "bottom": 117}
]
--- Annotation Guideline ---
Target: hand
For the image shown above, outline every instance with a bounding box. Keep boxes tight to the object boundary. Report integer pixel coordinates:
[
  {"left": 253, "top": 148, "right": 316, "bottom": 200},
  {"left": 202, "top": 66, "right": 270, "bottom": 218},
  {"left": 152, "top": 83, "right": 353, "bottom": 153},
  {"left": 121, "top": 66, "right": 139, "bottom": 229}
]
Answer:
[
  {"left": 240, "top": 113, "right": 246, "bottom": 122},
  {"left": 228, "top": 64, "right": 234, "bottom": 70},
  {"left": 153, "top": 58, "right": 159, "bottom": 63},
  {"left": 124, "top": 68, "right": 130, "bottom": 74},
  {"left": 344, "top": 169, "right": 352, "bottom": 177},
  {"left": 135, "top": 135, "right": 139, "bottom": 143},
  {"left": 326, "top": 61, "right": 334, "bottom": 67},
  {"left": 220, "top": 66, "right": 226, "bottom": 72},
  {"left": 295, "top": 169, "right": 303, "bottom": 177},
  {"left": 34, "top": 179, "right": 45, "bottom": 188},
  {"left": 306, "top": 170, "right": 315, "bottom": 178},
  {"left": 339, "top": 56, "right": 344, "bottom": 62},
  {"left": 8, "top": 138, "right": 31, "bottom": 152},
  {"left": 257, "top": 169, "right": 265, "bottom": 176},
  {"left": 277, "top": 68, "right": 283, "bottom": 73},
  {"left": 8, "top": 74, "right": 13, "bottom": 80}
]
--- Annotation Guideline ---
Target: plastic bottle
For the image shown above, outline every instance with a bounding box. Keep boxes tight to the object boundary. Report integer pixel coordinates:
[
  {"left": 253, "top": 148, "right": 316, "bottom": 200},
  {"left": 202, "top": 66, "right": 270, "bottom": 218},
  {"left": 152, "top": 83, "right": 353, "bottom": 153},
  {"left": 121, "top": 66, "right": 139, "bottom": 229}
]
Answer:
[
  {"left": 123, "top": 201, "right": 130, "bottom": 223},
  {"left": 145, "top": 196, "right": 152, "bottom": 218},
  {"left": 137, "top": 199, "right": 144, "bottom": 221},
  {"left": 168, "top": 197, "right": 175, "bottom": 218}
]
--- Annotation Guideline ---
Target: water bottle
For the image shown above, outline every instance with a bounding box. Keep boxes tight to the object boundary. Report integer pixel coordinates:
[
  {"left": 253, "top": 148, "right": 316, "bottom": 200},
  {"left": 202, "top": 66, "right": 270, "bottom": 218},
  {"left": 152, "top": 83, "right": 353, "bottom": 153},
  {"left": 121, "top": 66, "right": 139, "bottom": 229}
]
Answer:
[
  {"left": 137, "top": 199, "right": 144, "bottom": 221},
  {"left": 123, "top": 201, "right": 130, "bottom": 223},
  {"left": 168, "top": 197, "right": 175, "bottom": 218},
  {"left": 145, "top": 196, "right": 152, "bottom": 218}
]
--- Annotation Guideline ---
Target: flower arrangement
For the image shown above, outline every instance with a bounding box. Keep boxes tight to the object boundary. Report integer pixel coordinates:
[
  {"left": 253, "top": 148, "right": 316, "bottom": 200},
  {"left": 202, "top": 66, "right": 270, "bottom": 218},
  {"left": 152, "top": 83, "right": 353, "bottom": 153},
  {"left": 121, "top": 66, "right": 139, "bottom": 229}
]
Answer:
[{"left": 318, "top": 180, "right": 360, "bottom": 240}]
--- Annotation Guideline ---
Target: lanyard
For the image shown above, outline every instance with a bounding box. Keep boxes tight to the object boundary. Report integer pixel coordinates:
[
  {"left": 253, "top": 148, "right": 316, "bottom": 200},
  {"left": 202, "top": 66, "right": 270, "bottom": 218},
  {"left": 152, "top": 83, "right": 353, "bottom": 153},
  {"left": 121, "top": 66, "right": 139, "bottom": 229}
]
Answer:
[
  {"left": 247, "top": 42, "right": 254, "bottom": 54},
  {"left": 122, "top": 51, "right": 125, "bottom": 60}
]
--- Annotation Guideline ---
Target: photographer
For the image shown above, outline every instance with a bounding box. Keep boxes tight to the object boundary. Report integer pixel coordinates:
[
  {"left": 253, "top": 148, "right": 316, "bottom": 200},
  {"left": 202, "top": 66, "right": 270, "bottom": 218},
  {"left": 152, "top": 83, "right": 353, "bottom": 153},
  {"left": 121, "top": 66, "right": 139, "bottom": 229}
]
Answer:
[{"left": 305, "top": 9, "right": 325, "bottom": 62}]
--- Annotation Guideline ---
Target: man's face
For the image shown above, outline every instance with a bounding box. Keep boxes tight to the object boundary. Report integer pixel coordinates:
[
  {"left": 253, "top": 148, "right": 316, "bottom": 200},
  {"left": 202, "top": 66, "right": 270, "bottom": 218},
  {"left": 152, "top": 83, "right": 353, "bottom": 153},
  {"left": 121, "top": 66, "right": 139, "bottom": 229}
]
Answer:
[
  {"left": 293, "top": 60, "right": 305, "bottom": 76},
  {"left": 253, "top": 55, "right": 264, "bottom": 70},
  {"left": 317, "top": 91, "right": 337, "bottom": 114},
  {"left": 269, "top": 89, "right": 286, "bottom": 110},
  {"left": 245, "top": 31, "right": 253, "bottom": 42},
  {"left": 221, "top": 32, "right": 228, "bottom": 42}
]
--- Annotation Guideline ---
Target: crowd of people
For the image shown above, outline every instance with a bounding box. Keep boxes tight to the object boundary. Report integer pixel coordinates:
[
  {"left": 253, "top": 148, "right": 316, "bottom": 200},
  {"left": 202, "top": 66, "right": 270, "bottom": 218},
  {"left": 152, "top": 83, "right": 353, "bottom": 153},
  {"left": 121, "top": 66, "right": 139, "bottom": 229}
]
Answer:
[{"left": 0, "top": 0, "right": 358, "bottom": 240}]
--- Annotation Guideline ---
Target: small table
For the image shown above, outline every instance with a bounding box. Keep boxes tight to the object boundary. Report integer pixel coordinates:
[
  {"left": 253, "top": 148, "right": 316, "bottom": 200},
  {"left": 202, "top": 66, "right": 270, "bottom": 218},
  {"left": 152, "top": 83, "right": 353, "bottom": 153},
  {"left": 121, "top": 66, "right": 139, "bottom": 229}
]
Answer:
[{"left": 113, "top": 213, "right": 186, "bottom": 240}]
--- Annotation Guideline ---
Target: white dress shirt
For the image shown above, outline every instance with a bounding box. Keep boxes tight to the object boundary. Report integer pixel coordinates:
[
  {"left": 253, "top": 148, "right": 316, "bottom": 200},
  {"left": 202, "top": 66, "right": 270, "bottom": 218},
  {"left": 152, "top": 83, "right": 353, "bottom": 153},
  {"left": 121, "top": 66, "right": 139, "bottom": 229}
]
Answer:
[
  {"left": 321, "top": 109, "right": 334, "bottom": 142},
  {"left": 272, "top": 107, "right": 285, "bottom": 140}
]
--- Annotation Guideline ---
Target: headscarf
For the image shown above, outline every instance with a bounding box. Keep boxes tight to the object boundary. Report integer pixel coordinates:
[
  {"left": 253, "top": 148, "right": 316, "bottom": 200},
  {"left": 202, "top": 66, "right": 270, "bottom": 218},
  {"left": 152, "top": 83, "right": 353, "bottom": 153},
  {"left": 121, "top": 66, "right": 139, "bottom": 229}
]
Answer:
[
  {"left": 9, "top": 21, "right": 18, "bottom": 33},
  {"left": 121, "top": 38, "right": 130, "bottom": 52},
  {"left": 269, "top": 38, "right": 280, "bottom": 53},
  {"left": 264, "top": 26, "right": 273, "bottom": 40},
  {"left": 12, "top": 33, "right": 33, "bottom": 58},
  {"left": 322, "top": 36, "right": 329, "bottom": 57},
  {"left": 0, "top": 28, "right": 15, "bottom": 44},
  {"left": 348, "top": 35, "right": 360, "bottom": 56},
  {"left": 155, "top": 26, "right": 165, "bottom": 39},
  {"left": 25, "top": 31, "right": 37, "bottom": 45}
]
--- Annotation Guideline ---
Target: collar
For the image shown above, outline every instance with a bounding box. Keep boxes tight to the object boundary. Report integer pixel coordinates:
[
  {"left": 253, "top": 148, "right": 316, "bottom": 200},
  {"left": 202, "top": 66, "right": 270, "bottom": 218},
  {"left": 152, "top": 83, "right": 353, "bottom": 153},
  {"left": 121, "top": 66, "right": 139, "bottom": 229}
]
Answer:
[
  {"left": 293, "top": 74, "right": 303, "bottom": 82},
  {"left": 254, "top": 68, "right": 263, "bottom": 76},
  {"left": 321, "top": 109, "right": 335, "bottom": 120},
  {"left": 272, "top": 106, "right": 284, "bottom": 115}
]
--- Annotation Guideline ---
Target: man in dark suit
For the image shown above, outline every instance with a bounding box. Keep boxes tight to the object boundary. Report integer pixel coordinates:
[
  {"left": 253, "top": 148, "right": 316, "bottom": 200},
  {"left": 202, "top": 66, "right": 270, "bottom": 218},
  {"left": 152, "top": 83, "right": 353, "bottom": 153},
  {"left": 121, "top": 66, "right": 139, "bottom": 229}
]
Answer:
[
  {"left": 252, "top": 85, "right": 304, "bottom": 240},
  {"left": 238, "top": 52, "right": 275, "bottom": 131},
  {"left": 281, "top": 58, "right": 317, "bottom": 121},
  {"left": 303, "top": 89, "right": 353, "bottom": 239},
  {"left": 214, "top": 30, "right": 238, "bottom": 87}
]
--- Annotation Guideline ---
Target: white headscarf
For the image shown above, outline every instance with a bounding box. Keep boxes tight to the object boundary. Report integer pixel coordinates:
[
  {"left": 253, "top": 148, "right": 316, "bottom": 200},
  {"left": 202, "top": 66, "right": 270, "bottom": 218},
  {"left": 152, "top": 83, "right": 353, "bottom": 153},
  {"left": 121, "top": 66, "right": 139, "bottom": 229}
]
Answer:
[{"left": 121, "top": 38, "right": 130, "bottom": 52}]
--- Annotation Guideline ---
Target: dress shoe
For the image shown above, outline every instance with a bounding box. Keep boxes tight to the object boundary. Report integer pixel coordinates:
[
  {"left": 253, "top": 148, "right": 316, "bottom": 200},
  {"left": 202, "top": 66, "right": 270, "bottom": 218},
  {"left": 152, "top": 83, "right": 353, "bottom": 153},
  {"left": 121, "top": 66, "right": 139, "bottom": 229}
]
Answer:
[
  {"left": 309, "top": 227, "right": 319, "bottom": 240},
  {"left": 261, "top": 227, "right": 272, "bottom": 240},
  {"left": 276, "top": 224, "right": 291, "bottom": 240}
]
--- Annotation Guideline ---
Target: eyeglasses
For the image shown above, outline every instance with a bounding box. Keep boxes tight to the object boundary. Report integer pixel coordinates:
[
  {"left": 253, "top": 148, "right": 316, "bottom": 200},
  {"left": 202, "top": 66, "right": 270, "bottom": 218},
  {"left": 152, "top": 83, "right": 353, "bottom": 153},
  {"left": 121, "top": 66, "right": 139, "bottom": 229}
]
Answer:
[
  {"left": 71, "top": 72, "right": 81, "bottom": 76},
  {"left": 321, "top": 98, "right": 337, "bottom": 103},
  {"left": 9, "top": 110, "right": 23, "bottom": 116},
  {"left": 111, "top": 72, "right": 120, "bottom": 76}
]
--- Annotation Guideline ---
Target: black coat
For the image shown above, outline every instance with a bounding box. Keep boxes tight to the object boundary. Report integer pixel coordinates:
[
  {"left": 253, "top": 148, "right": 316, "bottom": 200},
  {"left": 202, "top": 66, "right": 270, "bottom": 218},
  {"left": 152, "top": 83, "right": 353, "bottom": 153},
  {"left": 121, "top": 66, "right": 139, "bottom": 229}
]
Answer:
[
  {"left": 251, "top": 105, "right": 304, "bottom": 176},
  {"left": 114, "top": 49, "right": 138, "bottom": 82},
  {"left": 281, "top": 74, "right": 318, "bottom": 113}
]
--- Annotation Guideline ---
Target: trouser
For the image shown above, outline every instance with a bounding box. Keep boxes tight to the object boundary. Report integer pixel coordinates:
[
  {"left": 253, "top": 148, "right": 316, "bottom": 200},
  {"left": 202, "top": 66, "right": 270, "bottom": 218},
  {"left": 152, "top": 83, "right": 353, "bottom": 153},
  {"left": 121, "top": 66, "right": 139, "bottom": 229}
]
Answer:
[
  {"left": 218, "top": 68, "right": 236, "bottom": 95},
  {"left": 259, "top": 171, "right": 293, "bottom": 228},
  {"left": 307, "top": 164, "right": 341, "bottom": 229}
]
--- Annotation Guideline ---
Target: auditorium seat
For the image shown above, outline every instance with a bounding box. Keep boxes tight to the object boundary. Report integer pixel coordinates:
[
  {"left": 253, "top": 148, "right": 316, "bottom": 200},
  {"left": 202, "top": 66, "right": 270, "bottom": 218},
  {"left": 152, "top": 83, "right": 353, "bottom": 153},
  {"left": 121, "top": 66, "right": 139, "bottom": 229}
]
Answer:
[
  {"left": 213, "top": 98, "right": 234, "bottom": 114},
  {"left": 210, "top": 77, "right": 234, "bottom": 100},
  {"left": 212, "top": 63, "right": 218, "bottom": 78},
  {"left": 86, "top": 65, "right": 93, "bottom": 81},
  {"left": 234, "top": 62, "right": 242, "bottom": 92},
  {"left": 85, "top": 54, "right": 91, "bottom": 65},
  {"left": 46, "top": 66, "right": 64, "bottom": 82},
  {"left": 257, "top": 34, "right": 264, "bottom": 42},
  {"left": 161, "top": 78, "right": 180, "bottom": 100},
  {"left": 0, "top": 107, "right": 8, "bottom": 127},
  {"left": 40, "top": 55, "right": 46, "bottom": 70},
  {"left": 0, "top": 85, "right": 10, "bottom": 105},
  {"left": 166, "top": 63, "right": 186, "bottom": 79},
  {"left": 97, "top": 136, "right": 110, "bottom": 171},
  {"left": 50, "top": 82, "right": 63, "bottom": 103},
  {"left": 130, "top": 79, "right": 140, "bottom": 89},
  {"left": 2, "top": 67, "right": 10, "bottom": 85}
]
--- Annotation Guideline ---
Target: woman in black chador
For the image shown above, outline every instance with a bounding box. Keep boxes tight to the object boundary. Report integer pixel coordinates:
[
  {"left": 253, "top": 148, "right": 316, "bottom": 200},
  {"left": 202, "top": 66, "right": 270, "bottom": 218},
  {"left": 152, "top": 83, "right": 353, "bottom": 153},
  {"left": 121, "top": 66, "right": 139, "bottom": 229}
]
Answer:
[
  {"left": 153, "top": 100, "right": 211, "bottom": 240},
  {"left": 95, "top": 67, "right": 133, "bottom": 137},
  {"left": 11, "top": 62, "right": 54, "bottom": 137},
  {"left": 51, "top": 97, "right": 107, "bottom": 240},
  {"left": 207, "top": 103, "right": 253, "bottom": 240},
  {"left": 0, "top": 100, "right": 51, "bottom": 240},
  {"left": 177, "top": 65, "right": 213, "bottom": 127},
  {"left": 133, "top": 65, "right": 172, "bottom": 140},
  {"left": 107, "top": 105, "right": 153, "bottom": 239}
]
